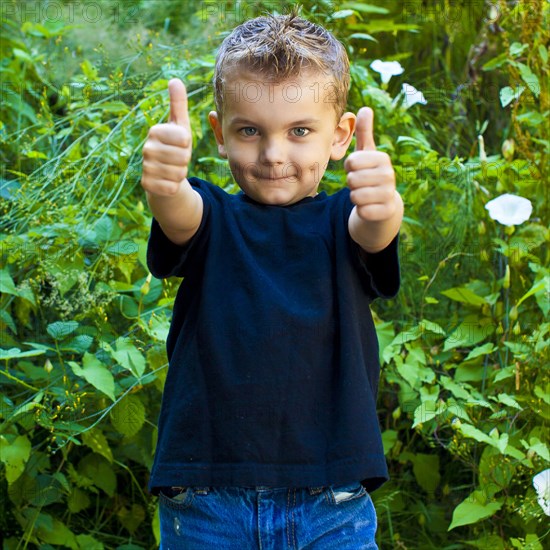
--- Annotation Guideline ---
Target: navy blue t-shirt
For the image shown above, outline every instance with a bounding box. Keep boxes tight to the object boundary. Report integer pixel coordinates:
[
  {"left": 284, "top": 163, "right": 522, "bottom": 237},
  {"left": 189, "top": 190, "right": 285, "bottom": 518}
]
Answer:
[{"left": 146, "top": 177, "right": 400, "bottom": 493}]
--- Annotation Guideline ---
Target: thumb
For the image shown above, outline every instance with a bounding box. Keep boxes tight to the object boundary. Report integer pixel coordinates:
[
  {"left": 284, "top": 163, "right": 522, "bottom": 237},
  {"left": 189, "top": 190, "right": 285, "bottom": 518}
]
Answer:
[
  {"left": 355, "top": 107, "right": 376, "bottom": 151},
  {"left": 168, "top": 78, "right": 190, "bottom": 129}
]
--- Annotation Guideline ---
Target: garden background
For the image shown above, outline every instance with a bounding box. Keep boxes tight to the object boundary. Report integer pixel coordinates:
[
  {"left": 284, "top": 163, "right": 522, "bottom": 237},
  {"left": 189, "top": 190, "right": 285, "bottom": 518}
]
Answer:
[{"left": 0, "top": 0, "right": 548, "bottom": 548}]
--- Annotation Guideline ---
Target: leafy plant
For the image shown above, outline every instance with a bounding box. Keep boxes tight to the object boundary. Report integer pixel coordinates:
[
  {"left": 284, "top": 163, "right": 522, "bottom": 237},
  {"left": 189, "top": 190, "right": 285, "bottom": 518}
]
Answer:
[{"left": 1, "top": 1, "right": 548, "bottom": 549}]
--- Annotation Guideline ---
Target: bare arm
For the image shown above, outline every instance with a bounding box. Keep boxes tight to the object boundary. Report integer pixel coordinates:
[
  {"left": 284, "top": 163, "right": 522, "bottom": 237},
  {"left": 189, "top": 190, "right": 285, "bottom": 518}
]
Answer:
[
  {"left": 141, "top": 79, "right": 203, "bottom": 246},
  {"left": 348, "top": 191, "right": 403, "bottom": 253},
  {"left": 345, "top": 107, "right": 403, "bottom": 254}
]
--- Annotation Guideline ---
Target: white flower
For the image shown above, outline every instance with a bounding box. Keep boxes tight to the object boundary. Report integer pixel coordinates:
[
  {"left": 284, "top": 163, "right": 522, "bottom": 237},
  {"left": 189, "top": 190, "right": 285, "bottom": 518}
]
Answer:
[
  {"left": 370, "top": 60, "right": 404, "bottom": 84},
  {"left": 485, "top": 193, "right": 533, "bottom": 226},
  {"left": 533, "top": 469, "right": 550, "bottom": 516},
  {"left": 401, "top": 83, "right": 427, "bottom": 107}
]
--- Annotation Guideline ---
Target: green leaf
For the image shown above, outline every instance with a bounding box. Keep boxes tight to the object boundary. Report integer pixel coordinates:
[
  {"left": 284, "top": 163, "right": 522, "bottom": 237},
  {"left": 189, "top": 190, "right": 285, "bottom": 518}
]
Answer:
[
  {"left": 69, "top": 353, "right": 115, "bottom": 401},
  {"left": 496, "top": 393, "right": 522, "bottom": 410},
  {"left": 381, "top": 429, "right": 398, "bottom": 455},
  {"left": 412, "top": 453, "right": 440, "bottom": 494},
  {"left": 440, "top": 377, "right": 472, "bottom": 401},
  {"left": 534, "top": 385, "right": 550, "bottom": 405},
  {"left": 81, "top": 428, "right": 113, "bottom": 463},
  {"left": 464, "top": 535, "right": 506, "bottom": 549},
  {"left": 539, "top": 44, "right": 548, "bottom": 64},
  {"left": 341, "top": 2, "right": 389, "bottom": 14},
  {"left": 516, "top": 277, "right": 548, "bottom": 307},
  {"left": 465, "top": 343, "right": 496, "bottom": 361},
  {"left": 36, "top": 514, "right": 78, "bottom": 549},
  {"left": 448, "top": 491, "right": 503, "bottom": 530},
  {"left": 68, "top": 488, "right": 92, "bottom": 514},
  {"left": 0, "top": 434, "right": 32, "bottom": 483},
  {"left": 0, "top": 269, "right": 18, "bottom": 295},
  {"left": 118, "top": 503, "right": 146, "bottom": 535},
  {"left": 509, "top": 42, "right": 528, "bottom": 57},
  {"left": 47, "top": 321, "right": 79, "bottom": 340},
  {"left": 516, "top": 110, "right": 545, "bottom": 127},
  {"left": 459, "top": 424, "right": 494, "bottom": 446},
  {"left": 443, "top": 319, "right": 493, "bottom": 352},
  {"left": 111, "top": 338, "right": 146, "bottom": 378},
  {"left": 331, "top": 10, "right": 355, "bottom": 19},
  {"left": 0, "top": 347, "right": 46, "bottom": 360},
  {"left": 350, "top": 21, "right": 419, "bottom": 33},
  {"left": 348, "top": 33, "right": 378, "bottom": 42},
  {"left": 440, "top": 287, "right": 486, "bottom": 306},
  {"left": 13, "top": 48, "right": 33, "bottom": 63},
  {"left": 500, "top": 85, "right": 525, "bottom": 107},
  {"left": 76, "top": 533, "right": 103, "bottom": 550},
  {"left": 525, "top": 437, "right": 549, "bottom": 461},
  {"left": 515, "top": 62, "right": 540, "bottom": 97},
  {"left": 413, "top": 401, "right": 443, "bottom": 427},
  {"left": 78, "top": 454, "right": 116, "bottom": 497},
  {"left": 482, "top": 53, "right": 508, "bottom": 71},
  {"left": 110, "top": 395, "right": 145, "bottom": 437}
]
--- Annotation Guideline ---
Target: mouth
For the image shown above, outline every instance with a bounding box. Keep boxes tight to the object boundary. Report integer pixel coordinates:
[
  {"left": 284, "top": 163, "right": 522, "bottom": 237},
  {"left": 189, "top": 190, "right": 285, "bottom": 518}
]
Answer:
[{"left": 255, "top": 175, "right": 296, "bottom": 181}]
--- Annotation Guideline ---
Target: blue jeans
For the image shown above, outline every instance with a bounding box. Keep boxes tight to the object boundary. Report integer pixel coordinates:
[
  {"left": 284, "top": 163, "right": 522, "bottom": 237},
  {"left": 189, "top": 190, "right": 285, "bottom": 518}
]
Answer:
[{"left": 158, "top": 481, "right": 378, "bottom": 549}]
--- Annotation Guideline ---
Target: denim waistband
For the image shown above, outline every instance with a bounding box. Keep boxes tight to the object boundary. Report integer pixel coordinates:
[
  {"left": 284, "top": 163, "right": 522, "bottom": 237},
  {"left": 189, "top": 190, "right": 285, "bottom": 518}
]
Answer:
[{"left": 163, "top": 485, "right": 327, "bottom": 496}]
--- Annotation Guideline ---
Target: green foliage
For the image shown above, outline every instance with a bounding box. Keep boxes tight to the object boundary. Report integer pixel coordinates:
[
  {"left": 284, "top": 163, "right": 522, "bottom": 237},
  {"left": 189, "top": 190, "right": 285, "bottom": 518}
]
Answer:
[{"left": 1, "top": 1, "right": 548, "bottom": 548}]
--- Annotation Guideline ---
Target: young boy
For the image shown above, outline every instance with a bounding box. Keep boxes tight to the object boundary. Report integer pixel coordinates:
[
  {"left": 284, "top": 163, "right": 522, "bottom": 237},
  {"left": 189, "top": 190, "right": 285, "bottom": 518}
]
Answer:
[{"left": 142, "top": 12, "right": 403, "bottom": 550}]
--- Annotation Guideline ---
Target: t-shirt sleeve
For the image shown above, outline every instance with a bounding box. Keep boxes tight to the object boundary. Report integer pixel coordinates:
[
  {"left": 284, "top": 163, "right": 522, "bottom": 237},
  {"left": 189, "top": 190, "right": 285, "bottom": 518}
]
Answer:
[
  {"left": 355, "top": 234, "right": 400, "bottom": 299},
  {"left": 146, "top": 180, "right": 211, "bottom": 279},
  {"left": 337, "top": 188, "right": 400, "bottom": 300}
]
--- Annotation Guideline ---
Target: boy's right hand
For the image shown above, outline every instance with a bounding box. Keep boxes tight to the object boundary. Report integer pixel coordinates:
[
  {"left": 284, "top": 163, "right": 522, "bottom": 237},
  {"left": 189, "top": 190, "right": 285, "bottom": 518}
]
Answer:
[{"left": 141, "top": 79, "right": 193, "bottom": 196}]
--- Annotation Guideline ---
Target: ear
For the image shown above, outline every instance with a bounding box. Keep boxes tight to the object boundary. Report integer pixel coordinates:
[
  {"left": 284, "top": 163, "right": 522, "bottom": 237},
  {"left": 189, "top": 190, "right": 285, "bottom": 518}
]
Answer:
[
  {"left": 330, "top": 112, "right": 356, "bottom": 161},
  {"left": 208, "top": 111, "right": 227, "bottom": 158}
]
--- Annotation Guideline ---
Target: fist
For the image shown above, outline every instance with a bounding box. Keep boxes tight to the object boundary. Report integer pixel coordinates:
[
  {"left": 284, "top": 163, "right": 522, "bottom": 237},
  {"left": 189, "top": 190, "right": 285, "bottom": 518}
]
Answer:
[
  {"left": 344, "top": 107, "right": 397, "bottom": 222},
  {"left": 141, "top": 78, "right": 193, "bottom": 196}
]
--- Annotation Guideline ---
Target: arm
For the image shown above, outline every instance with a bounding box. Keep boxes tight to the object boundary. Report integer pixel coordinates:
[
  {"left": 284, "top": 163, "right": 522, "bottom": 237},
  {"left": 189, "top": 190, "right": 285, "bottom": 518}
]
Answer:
[
  {"left": 348, "top": 191, "right": 403, "bottom": 253},
  {"left": 141, "top": 78, "right": 203, "bottom": 246},
  {"left": 345, "top": 107, "right": 403, "bottom": 254},
  {"left": 145, "top": 183, "right": 203, "bottom": 246}
]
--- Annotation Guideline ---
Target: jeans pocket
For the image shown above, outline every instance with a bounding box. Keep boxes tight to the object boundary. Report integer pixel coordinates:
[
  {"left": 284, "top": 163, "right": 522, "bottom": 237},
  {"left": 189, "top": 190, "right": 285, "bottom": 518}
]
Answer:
[
  {"left": 159, "top": 487, "right": 195, "bottom": 510},
  {"left": 327, "top": 481, "right": 367, "bottom": 505}
]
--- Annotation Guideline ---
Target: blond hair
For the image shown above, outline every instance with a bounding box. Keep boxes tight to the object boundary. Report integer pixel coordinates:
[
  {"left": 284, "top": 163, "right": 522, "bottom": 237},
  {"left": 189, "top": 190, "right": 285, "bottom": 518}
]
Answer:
[{"left": 213, "top": 12, "right": 350, "bottom": 118}]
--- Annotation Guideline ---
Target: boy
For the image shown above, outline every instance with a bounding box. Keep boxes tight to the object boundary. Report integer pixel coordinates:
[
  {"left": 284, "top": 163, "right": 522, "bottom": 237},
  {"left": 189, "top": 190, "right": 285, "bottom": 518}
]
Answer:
[{"left": 142, "top": 12, "right": 403, "bottom": 550}]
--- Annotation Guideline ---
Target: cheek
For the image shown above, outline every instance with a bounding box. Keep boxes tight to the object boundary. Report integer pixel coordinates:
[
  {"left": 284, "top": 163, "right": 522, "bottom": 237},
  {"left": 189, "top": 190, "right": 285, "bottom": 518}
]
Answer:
[{"left": 226, "top": 143, "right": 255, "bottom": 166}]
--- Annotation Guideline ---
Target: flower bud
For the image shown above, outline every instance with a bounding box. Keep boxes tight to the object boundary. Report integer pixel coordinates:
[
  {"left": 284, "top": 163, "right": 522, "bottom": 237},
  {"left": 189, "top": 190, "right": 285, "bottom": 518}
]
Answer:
[
  {"left": 502, "top": 264, "right": 510, "bottom": 289},
  {"left": 44, "top": 359, "right": 53, "bottom": 373},
  {"left": 502, "top": 138, "right": 515, "bottom": 160},
  {"left": 509, "top": 305, "right": 519, "bottom": 322},
  {"left": 478, "top": 135, "right": 487, "bottom": 162},
  {"left": 140, "top": 273, "right": 152, "bottom": 295}
]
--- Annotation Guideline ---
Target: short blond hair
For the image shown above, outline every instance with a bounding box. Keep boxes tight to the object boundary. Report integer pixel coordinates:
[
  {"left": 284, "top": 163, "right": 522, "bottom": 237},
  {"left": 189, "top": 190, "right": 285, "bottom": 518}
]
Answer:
[{"left": 213, "top": 12, "right": 350, "bottom": 118}]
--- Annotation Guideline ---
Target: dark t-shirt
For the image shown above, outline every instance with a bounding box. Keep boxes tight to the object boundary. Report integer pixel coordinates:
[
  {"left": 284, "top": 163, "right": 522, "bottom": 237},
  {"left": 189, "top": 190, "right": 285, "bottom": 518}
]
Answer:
[{"left": 146, "top": 177, "right": 400, "bottom": 493}]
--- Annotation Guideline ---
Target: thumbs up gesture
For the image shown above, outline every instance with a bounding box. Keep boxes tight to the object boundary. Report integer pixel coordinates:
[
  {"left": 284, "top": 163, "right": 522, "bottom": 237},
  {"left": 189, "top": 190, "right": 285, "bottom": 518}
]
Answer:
[
  {"left": 344, "top": 107, "right": 398, "bottom": 222},
  {"left": 141, "top": 78, "right": 193, "bottom": 196}
]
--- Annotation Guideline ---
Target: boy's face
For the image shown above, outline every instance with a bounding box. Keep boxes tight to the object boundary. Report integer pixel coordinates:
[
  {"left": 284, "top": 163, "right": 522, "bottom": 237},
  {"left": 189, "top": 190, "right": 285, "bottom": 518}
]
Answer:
[{"left": 208, "top": 68, "right": 355, "bottom": 206}]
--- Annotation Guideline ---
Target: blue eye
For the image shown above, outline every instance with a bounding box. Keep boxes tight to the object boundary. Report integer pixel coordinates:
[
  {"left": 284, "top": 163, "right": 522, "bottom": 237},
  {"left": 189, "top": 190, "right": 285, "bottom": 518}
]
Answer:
[
  {"left": 240, "top": 127, "right": 257, "bottom": 136},
  {"left": 293, "top": 128, "right": 309, "bottom": 137}
]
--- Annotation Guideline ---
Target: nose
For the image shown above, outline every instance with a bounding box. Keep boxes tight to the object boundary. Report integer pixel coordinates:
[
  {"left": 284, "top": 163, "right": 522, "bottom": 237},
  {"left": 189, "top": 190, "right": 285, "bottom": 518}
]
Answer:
[{"left": 259, "top": 136, "right": 285, "bottom": 165}]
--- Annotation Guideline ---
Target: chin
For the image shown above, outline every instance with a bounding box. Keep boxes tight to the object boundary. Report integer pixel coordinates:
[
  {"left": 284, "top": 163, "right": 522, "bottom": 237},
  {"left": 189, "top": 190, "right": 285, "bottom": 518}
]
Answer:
[{"left": 243, "top": 186, "right": 294, "bottom": 206}]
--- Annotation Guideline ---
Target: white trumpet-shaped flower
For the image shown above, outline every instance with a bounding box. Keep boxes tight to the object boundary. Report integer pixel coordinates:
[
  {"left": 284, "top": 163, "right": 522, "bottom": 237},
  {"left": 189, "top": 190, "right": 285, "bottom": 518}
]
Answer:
[
  {"left": 402, "top": 83, "right": 428, "bottom": 107},
  {"left": 533, "top": 469, "right": 550, "bottom": 516},
  {"left": 370, "top": 60, "right": 404, "bottom": 84},
  {"left": 485, "top": 193, "right": 533, "bottom": 226}
]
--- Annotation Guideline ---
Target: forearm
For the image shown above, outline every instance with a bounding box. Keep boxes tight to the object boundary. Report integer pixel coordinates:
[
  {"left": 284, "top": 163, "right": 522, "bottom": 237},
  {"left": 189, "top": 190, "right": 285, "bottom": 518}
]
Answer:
[
  {"left": 348, "top": 190, "right": 403, "bottom": 253},
  {"left": 146, "top": 179, "right": 203, "bottom": 246}
]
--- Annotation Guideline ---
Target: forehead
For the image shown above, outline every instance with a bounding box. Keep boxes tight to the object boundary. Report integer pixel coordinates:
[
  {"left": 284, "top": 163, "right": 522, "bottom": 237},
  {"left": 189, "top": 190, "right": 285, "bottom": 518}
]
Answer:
[{"left": 220, "top": 67, "right": 340, "bottom": 121}]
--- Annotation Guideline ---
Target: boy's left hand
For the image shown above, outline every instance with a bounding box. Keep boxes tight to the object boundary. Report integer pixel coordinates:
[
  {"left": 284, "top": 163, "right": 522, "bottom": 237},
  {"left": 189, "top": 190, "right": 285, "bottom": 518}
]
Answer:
[{"left": 344, "top": 107, "right": 399, "bottom": 222}]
